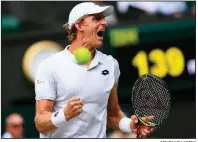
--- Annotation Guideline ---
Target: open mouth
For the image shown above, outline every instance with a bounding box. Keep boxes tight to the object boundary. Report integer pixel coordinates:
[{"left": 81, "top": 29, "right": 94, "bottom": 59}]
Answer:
[{"left": 97, "top": 30, "right": 105, "bottom": 38}]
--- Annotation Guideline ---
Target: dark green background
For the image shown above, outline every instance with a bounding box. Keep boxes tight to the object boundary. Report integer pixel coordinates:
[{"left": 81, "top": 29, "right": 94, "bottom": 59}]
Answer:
[{"left": 2, "top": 18, "right": 195, "bottom": 138}]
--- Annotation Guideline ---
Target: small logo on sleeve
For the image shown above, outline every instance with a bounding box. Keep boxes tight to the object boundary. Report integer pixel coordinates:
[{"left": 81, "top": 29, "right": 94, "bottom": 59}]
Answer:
[
  {"left": 36, "top": 80, "right": 44, "bottom": 84},
  {"left": 101, "top": 70, "right": 109, "bottom": 76}
]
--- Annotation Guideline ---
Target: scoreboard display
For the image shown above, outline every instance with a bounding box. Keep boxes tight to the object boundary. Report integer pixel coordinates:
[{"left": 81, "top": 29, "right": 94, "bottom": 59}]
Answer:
[{"left": 107, "top": 18, "right": 195, "bottom": 91}]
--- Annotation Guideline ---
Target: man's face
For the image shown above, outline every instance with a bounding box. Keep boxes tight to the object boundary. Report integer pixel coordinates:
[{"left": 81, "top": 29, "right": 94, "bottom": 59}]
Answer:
[
  {"left": 78, "top": 13, "right": 107, "bottom": 48},
  {"left": 6, "top": 117, "right": 24, "bottom": 138}
]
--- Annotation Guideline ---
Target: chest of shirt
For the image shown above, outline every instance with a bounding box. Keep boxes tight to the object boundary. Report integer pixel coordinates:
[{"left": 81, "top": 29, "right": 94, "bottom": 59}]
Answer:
[{"left": 53, "top": 62, "right": 114, "bottom": 106}]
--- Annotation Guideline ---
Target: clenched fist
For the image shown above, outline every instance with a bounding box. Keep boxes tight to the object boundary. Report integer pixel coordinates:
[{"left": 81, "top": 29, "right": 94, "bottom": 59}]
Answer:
[{"left": 64, "top": 97, "right": 84, "bottom": 120}]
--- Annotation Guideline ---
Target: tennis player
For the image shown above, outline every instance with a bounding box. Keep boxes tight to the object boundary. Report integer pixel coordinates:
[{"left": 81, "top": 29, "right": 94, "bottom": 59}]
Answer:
[{"left": 34, "top": 2, "right": 155, "bottom": 138}]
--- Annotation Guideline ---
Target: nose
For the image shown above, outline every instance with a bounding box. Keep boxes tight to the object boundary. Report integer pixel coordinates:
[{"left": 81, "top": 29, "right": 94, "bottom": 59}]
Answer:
[{"left": 101, "top": 18, "right": 107, "bottom": 26}]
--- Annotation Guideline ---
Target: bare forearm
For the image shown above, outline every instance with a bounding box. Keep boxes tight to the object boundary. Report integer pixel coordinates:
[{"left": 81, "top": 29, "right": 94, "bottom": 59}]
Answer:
[
  {"left": 35, "top": 112, "right": 56, "bottom": 134},
  {"left": 35, "top": 97, "right": 84, "bottom": 134},
  {"left": 107, "top": 110, "right": 124, "bottom": 130}
]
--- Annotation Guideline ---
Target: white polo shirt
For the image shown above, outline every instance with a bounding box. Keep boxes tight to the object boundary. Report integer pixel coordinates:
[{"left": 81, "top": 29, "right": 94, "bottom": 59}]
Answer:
[{"left": 35, "top": 46, "right": 120, "bottom": 138}]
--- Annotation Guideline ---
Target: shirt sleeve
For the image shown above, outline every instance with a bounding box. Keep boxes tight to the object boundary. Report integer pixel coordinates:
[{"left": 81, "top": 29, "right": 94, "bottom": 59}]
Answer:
[
  {"left": 35, "top": 61, "right": 56, "bottom": 101},
  {"left": 113, "top": 58, "right": 121, "bottom": 84}
]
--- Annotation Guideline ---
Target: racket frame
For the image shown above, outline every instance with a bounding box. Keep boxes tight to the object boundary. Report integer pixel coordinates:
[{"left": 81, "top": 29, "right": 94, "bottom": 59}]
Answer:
[{"left": 132, "top": 74, "right": 171, "bottom": 138}]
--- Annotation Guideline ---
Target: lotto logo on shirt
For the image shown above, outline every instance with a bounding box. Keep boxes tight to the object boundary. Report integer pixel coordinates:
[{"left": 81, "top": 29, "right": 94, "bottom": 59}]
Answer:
[{"left": 101, "top": 70, "right": 109, "bottom": 75}]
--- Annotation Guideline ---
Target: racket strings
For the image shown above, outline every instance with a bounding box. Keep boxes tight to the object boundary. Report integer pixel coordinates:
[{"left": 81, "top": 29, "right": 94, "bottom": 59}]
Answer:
[{"left": 132, "top": 74, "right": 171, "bottom": 126}]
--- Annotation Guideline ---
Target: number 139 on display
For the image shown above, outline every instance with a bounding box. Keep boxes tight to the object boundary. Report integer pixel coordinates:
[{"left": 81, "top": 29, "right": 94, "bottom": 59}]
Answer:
[{"left": 132, "top": 47, "right": 185, "bottom": 78}]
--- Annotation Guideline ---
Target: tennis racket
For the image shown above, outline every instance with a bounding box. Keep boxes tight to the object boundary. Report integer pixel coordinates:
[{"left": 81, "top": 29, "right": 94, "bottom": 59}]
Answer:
[{"left": 131, "top": 74, "right": 171, "bottom": 138}]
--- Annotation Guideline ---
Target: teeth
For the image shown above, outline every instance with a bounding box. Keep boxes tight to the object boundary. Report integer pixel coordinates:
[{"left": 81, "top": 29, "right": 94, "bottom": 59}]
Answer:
[{"left": 99, "top": 30, "right": 105, "bottom": 32}]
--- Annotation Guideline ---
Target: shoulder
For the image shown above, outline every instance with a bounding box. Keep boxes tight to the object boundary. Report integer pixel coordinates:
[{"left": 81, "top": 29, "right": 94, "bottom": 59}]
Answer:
[
  {"left": 97, "top": 50, "right": 118, "bottom": 65},
  {"left": 38, "top": 50, "right": 66, "bottom": 70},
  {"left": 2, "top": 132, "right": 13, "bottom": 138}
]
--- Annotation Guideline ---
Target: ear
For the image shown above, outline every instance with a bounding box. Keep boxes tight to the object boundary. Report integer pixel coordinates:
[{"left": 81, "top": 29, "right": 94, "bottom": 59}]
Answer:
[{"left": 74, "top": 22, "right": 84, "bottom": 32}]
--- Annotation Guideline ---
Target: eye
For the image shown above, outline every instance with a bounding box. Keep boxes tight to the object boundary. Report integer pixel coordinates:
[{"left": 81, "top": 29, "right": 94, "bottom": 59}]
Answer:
[{"left": 94, "top": 15, "right": 103, "bottom": 21}]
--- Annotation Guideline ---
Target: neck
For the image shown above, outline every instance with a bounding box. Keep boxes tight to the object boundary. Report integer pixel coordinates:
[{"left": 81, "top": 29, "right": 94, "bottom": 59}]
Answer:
[{"left": 68, "top": 39, "right": 96, "bottom": 61}]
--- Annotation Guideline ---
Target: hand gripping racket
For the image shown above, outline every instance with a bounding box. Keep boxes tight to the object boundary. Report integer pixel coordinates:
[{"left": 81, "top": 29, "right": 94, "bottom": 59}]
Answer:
[{"left": 131, "top": 74, "right": 171, "bottom": 138}]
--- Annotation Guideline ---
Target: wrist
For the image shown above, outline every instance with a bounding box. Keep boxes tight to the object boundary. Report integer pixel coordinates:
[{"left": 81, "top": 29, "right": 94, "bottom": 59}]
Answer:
[
  {"left": 51, "top": 108, "right": 67, "bottom": 128},
  {"left": 63, "top": 107, "right": 69, "bottom": 121},
  {"left": 118, "top": 117, "right": 132, "bottom": 133}
]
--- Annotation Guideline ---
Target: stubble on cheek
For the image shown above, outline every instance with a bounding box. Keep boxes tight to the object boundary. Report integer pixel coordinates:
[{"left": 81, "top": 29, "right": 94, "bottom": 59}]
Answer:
[{"left": 82, "top": 30, "right": 96, "bottom": 46}]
